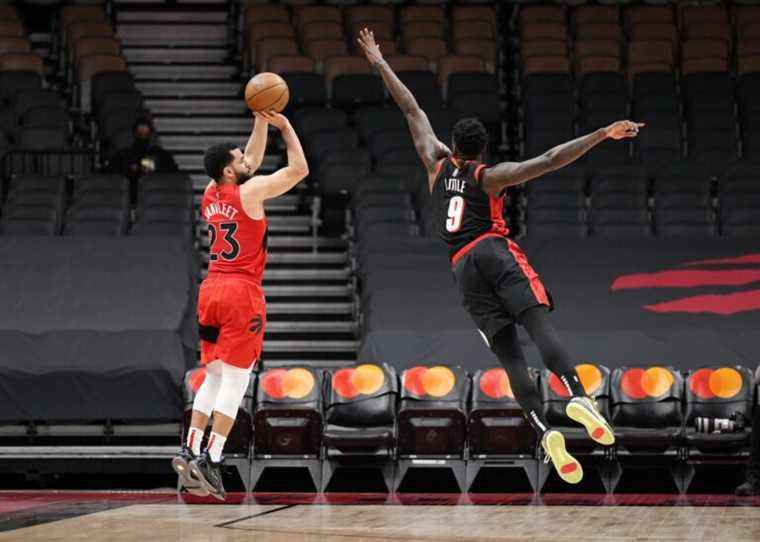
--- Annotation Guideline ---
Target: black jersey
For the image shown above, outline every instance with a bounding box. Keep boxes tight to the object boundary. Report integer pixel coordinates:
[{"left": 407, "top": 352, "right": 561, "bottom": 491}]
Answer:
[{"left": 431, "top": 157, "right": 509, "bottom": 262}]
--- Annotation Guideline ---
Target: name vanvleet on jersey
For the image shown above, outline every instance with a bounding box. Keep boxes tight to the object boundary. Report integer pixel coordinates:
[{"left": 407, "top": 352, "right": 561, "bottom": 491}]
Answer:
[{"left": 203, "top": 201, "right": 239, "bottom": 221}]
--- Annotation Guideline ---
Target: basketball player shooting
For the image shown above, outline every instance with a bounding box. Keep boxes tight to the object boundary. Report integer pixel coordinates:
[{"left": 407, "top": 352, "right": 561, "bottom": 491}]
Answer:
[
  {"left": 358, "top": 28, "right": 643, "bottom": 484},
  {"left": 171, "top": 110, "right": 308, "bottom": 500}
]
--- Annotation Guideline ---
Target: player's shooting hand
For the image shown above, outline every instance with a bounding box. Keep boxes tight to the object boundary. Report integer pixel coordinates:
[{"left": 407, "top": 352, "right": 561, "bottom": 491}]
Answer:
[
  {"left": 255, "top": 111, "right": 289, "bottom": 131},
  {"left": 605, "top": 120, "right": 645, "bottom": 140},
  {"left": 357, "top": 27, "right": 384, "bottom": 65}
]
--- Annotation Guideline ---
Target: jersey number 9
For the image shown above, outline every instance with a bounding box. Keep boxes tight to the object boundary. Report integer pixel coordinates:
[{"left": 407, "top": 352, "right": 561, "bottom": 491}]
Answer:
[{"left": 446, "top": 196, "right": 465, "bottom": 232}]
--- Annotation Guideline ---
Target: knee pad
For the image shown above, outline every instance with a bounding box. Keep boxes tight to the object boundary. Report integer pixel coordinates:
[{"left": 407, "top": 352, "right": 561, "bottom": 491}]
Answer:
[
  {"left": 213, "top": 364, "right": 252, "bottom": 419},
  {"left": 192, "top": 361, "right": 223, "bottom": 416}
]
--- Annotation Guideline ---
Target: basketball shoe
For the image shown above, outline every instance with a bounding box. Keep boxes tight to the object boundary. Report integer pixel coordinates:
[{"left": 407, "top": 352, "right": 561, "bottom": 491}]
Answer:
[
  {"left": 565, "top": 396, "right": 615, "bottom": 446},
  {"left": 189, "top": 452, "right": 226, "bottom": 501},
  {"left": 542, "top": 429, "right": 583, "bottom": 484},
  {"left": 171, "top": 446, "right": 209, "bottom": 497}
]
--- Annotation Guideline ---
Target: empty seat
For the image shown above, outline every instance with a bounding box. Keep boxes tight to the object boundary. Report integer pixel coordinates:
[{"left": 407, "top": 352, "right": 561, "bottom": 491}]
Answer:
[
  {"left": 247, "top": 22, "right": 296, "bottom": 46},
  {"left": 610, "top": 366, "right": 684, "bottom": 453},
  {"left": 452, "top": 21, "right": 495, "bottom": 41},
  {"left": 684, "top": 22, "right": 731, "bottom": 43},
  {"left": 0, "top": 71, "right": 41, "bottom": 104},
  {"left": 281, "top": 71, "right": 325, "bottom": 108},
  {"left": 305, "top": 39, "right": 348, "bottom": 64},
  {"left": 255, "top": 38, "right": 298, "bottom": 72},
  {"left": 438, "top": 55, "right": 486, "bottom": 97},
  {"left": 0, "top": 37, "right": 30, "bottom": 56},
  {"left": 401, "top": 5, "right": 445, "bottom": 25},
  {"left": 0, "top": 20, "right": 23, "bottom": 37},
  {"left": 628, "top": 40, "right": 675, "bottom": 77},
  {"left": 244, "top": 5, "right": 289, "bottom": 26},
  {"left": 454, "top": 39, "right": 496, "bottom": 72},
  {"left": 576, "top": 23, "right": 621, "bottom": 42},
  {"left": 347, "top": 5, "right": 394, "bottom": 28},
  {"left": 403, "top": 21, "right": 444, "bottom": 41},
  {"left": 519, "top": 5, "right": 565, "bottom": 25},
  {"left": 629, "top": 23, "right": 678, "bottom": 45},
  {"left": 294, "top": 108, "right": 348, "bottom": 138},
  {"left": 302, "top": 21, "right": 343, "bottom": 43},
  {"left": 521, "top": 23, "right": 568, "bottom": 43},
  {"left": 296, "top": 6, "right": 342, "bottom": 29},
  {"left": 521, "top": 40, "right": 568, "bottom": 59},
  {"left": 73, "top": 37, "right": 121, "bottom": 63},
  {"left": 325, "top": 57, "right": 382, "bottom": 109},
  {"left": 406, "top": 37, "right": 447, "bottom": 65},
  {"left": 0, "top": 52, "right": 43, "bottom": 75}
]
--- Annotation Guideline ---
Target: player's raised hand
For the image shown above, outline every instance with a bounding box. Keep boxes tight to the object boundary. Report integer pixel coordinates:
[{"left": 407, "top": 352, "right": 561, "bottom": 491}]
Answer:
[
  {"left": 605, "top": 120, "right": 645, "bottom": 140},
  {"left": 255, "top": 111, "right": 289, "bottom": 131},
  {"left": 357, "top": 27, "right": 384, "bottom": 65}
]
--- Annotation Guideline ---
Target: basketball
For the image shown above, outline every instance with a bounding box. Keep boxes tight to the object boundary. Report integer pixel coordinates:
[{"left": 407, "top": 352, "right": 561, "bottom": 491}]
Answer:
[{"left": 244, "top": 72, "right": 289, "bottom": 113}]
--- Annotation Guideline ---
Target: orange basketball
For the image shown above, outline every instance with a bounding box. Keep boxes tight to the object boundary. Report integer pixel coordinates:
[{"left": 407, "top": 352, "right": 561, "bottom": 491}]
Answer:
[{"left": 245, "top": 72, "right": 289, "bottom": 112}]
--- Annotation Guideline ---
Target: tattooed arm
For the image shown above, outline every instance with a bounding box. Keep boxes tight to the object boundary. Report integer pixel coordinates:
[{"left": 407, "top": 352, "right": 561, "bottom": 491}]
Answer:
[
  {"left": 356, "top": 27, "right": 450, "bottom": 175},
  {"left": 480, "top": 121, "right": 644, "bottom": 197}
]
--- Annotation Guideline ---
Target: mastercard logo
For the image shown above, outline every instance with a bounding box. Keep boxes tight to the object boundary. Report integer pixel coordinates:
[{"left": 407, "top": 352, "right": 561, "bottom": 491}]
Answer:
[
  {"left": 189, "top": 367, "right": 206, "bottom": 393},
  {"left": 620, "top": 367, "right": 674, "bottom": 399},
  {"left": 479, "top": 368, "right": 513, "bottom": 399},
  {"left": 403, "top": 366, "right": 456, "bottom": 398},
  {"left": 261, "top": 368, "right": 315, "bottom": 400},
  {"left": 689, "top": 367, "right": 743, "bottom": 400},
  {"left": 549, "top": 364, "right": 603, "bottom": 398},
  {"left": 332, "top": 364, "right": 386, "bottom": 399}
]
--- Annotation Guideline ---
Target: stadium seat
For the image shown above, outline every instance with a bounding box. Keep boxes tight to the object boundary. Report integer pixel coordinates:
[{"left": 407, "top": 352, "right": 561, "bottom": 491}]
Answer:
[
  {"left": 403, "top": 21, "right": 444, "bottom": 41},
  {"left": 611, "top": 366, "right": 684, "bottom": 453},
  {"left": 0, "top": 52, "right": 43, "bottom": 75},
  {"left": 679, "top": 365, "right": 755, "bottom": 491},
  {"left": 406, "top": 37, "right": 448, "bottom": 66},
  {"left": 251, "top": 366, "right": 323, "bottom": 490},
  {"left": 255, "top": 38, "right": 298, "bottom": 72},
  {"left": 396, "top": 365, "right": 470, "bottom": 492},
  {"left": 0, "top": 37, "right": 30, "bottom": 56},
  {"left": 321, "top": 363, "right": 398, "bottom": 492},
  {"left": 0, "top": 71, "right": 41, "bottom": 105},
  {"left": 466, "top": 367, "right": 538, "bottom": 492}
]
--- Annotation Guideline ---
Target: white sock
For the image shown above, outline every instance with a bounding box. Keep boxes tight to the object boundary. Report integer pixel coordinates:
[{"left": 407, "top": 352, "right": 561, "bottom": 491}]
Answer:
[
  {"left": 186, "top": 427, "right": 203, "bottom": 456},
  {"left": 207, "top": 431, "right": 227, "bottom": 463}
]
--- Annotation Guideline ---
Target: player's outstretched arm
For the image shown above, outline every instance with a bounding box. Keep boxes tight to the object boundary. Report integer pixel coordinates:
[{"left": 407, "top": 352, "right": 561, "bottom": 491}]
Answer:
[
  {"left": 357, "top": 27, "right": 449, "bottom": 174},
  {"left": 243, "top": 113, "right": 269, "bottom": 175},
  {"left": 480, "top": 121, "right": 644, "bottom": 197},
  {"left": 240, "top": 112, "right": 309, "bottom": 202}
]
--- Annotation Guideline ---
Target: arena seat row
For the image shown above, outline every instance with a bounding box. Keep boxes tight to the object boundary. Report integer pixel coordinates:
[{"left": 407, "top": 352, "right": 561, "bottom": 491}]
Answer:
[
  {"left": 520, "top": 161, "right": 760, "bottom": 238},
  {"left": 245, "top": 4, "right": 497, "bottom": 73},
  {"left": 0, "top": 173, "right": 193, "bottom": 236},
  {"left": 181, "top": 361, "right": 758, "bottom": 493},
  {"left": 518, "top": 5, "right": 760, "bottom": 175}
]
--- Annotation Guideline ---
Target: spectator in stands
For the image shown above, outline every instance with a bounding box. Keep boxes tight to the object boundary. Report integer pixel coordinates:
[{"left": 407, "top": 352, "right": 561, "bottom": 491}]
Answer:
[
  {"left": 736, "top": 407, "right": 760, "bottom": 495},
  {"left": 106, "top": 115, "right": 178, "bottom": 200}
]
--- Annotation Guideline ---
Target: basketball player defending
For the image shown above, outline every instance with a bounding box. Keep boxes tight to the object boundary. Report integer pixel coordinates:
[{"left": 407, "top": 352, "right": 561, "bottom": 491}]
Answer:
[
  {"left": 358, "top": 29, "right": 644, "bottom": 483},
  {"left": 171, "top": 111, "right": 308, "bottom": 499}
]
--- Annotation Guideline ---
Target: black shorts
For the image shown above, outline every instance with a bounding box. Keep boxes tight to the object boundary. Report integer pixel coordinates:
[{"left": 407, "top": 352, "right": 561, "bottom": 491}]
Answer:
[{"left": 452, "top": 236, "right": 553, "bottom": 346}]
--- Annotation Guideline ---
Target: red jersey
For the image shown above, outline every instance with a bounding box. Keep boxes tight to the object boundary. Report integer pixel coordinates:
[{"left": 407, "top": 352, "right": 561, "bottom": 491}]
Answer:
[{"left": 200, "top": 182, "right": 268, "bottom": 282}]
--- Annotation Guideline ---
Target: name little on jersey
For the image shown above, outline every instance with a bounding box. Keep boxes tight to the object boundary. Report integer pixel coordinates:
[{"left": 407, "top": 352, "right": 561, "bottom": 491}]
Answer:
[
  {"left": 445, "top": 176, "right": 466, "bottom": 193},
  {"left": 204, "top": 201, "right": 239, "bottom": 221}
]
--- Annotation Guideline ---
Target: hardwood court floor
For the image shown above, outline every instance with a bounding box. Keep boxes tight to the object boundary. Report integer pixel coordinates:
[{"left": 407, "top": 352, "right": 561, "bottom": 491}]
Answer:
[{"left": 1, "top": 492, "right": 760, "bottom": 542}]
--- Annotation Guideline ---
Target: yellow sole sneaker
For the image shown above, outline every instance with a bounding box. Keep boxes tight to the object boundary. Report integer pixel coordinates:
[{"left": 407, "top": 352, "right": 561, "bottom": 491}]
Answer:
[
  {"left": 565, "top": 397, "right": 615, "bottom": 446},
  {"left": 542, "top": 430, "right": 583, "bottom": 485}
]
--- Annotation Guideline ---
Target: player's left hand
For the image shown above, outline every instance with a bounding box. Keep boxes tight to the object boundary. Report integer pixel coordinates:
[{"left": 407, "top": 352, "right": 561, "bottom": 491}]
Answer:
[
  {"left": 605, "top": 120, "right": 645, "bottom": 140},
  {"left": 357, "top": 27, "right": 384, "bottom": 65}
]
